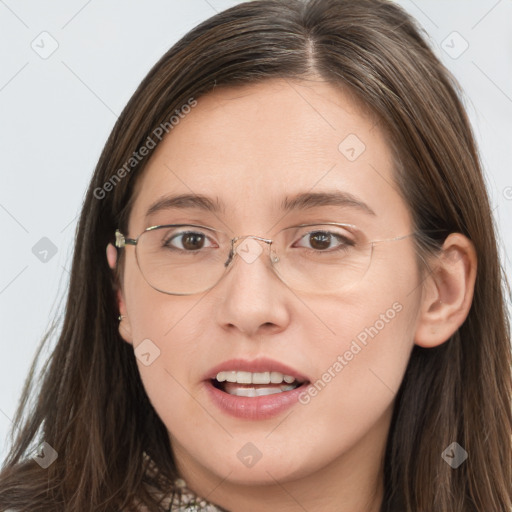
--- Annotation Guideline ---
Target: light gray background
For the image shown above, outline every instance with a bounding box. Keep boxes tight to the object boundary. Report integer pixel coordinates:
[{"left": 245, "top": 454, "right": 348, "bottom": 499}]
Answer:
[{"left": 1, "top": 0, "right": 511, "bottom": 461}]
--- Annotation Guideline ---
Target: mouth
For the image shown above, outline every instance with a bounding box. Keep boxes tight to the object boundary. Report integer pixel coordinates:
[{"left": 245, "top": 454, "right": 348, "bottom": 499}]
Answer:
[
  {"left": 203, "top": 358, "right": 311, "bottom": 419},
  {"left": 211, "top": 370, "right": 307, "bottom": 397}
]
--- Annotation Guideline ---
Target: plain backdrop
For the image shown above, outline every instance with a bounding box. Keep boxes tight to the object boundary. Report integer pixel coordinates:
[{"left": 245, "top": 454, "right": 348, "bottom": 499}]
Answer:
[{"left": 1, "top": 0, "right": 511, "bottom": 461}]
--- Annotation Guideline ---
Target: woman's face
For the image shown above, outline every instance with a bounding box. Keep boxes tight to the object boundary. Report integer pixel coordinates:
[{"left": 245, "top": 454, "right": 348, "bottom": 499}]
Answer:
[{"left": 116, "top": 79, "right": 423, "bottom": 486}]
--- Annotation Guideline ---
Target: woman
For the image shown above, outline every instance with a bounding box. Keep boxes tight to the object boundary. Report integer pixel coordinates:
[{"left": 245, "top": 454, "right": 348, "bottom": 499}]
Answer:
[{"left": 1, "top": 0, "right": 511, "bottom": 510}]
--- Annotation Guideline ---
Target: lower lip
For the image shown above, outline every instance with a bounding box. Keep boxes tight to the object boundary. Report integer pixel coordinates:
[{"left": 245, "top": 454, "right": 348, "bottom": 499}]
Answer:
[{"left": 204, "top": 380, "right": 309, "bottom": 420}]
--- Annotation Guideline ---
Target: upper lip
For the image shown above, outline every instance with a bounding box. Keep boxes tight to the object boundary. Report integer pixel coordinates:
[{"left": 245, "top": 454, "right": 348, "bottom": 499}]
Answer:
[{"left": 204, "top": 357, "right": 310, "bottom": 383}]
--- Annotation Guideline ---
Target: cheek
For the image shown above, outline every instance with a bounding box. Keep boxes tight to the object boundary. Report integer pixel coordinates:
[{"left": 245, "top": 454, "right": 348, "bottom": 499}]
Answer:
[
  {"left": 122, "top": 255, "right": 181, "bottom": 340},
  {"left": 304, "top": 293, "right": 414, "bottom": 398},
  {"left": 122, "top": 264, "right": 211, "bottom": 420},
  {"left": 296, "top": 254, "right": 421, "bottom": 423},
  {"left": 270, "top": 296, "right": 416, "bottom": 479},
  {"left": 127, "top": 311, "right": 208, "bottom": 439}
]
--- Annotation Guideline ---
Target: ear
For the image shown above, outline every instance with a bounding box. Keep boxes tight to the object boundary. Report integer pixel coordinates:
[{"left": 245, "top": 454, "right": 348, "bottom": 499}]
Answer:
[
  {"left": 106, "top": 243, "right": 134, "bottom": 345},
  {"left": 414, "top": 233, "right": 477, "bottom": 348}
]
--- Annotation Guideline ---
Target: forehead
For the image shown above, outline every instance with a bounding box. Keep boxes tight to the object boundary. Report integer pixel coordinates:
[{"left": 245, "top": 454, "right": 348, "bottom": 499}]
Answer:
[{"left": 128, "top": 78, "right": 411, "bottom": 235}]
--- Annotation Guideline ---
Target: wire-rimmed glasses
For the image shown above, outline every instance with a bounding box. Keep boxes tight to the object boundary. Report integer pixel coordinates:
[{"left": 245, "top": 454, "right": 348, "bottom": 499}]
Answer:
[{"left": 114, "top": 222, "right": 415, "bottom": 296}]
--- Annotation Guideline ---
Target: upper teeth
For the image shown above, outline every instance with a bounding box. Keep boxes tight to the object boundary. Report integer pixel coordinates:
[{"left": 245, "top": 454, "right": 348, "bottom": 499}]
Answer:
[{"left": 215, "top": 371, "right": 297, "bottom": 384}]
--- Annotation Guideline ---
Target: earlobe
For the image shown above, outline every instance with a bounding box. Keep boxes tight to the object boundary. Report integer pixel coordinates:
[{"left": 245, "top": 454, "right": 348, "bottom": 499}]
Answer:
[
  {"left": 106, "top": 243, "right": 134, "bottom": 345},
  {"left": 414, "top": 233, "right": 477, "bottom": 348},
  {"left": 117, "top": 288, "right": 134, "bottom": 345},
  {"left": 118, "top": 313, "right": 134, "bottom": 345}
]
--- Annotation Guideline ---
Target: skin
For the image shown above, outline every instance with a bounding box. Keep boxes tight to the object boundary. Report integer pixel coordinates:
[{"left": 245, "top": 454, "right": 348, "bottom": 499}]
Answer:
[{"left": 107, "top": 78, "right": 477, "bottom": 512}]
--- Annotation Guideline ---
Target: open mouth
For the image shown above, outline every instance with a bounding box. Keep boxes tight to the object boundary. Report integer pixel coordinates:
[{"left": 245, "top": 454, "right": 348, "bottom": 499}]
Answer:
[{"left": 211, "top": 370, "right": 308, "bottom": 397}]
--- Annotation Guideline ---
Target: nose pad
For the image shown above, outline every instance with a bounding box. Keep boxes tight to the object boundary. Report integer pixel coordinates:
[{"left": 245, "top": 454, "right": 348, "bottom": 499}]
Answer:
[
  {"left": 226, "top": 235, "right": 280, "bottom": 267},
  {"left": 218, "top": 235, "right": 285, "bottom": 293},
  {"left": 222, "top": 235, "right": 281, "bottom": 284}
]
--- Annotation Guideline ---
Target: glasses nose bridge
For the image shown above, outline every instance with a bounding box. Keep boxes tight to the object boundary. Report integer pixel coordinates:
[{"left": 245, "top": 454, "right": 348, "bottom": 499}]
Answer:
[
  {"left": 233, "top": 233, "right": 272, "bottom": 246},
  {"left": 226, "top": 233, "right": 279, "bottom": 268}
]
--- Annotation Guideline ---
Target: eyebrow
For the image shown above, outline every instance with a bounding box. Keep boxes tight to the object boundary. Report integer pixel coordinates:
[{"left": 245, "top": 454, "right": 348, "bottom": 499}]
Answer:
[
  {"left": 281, "top": 191, "right": 376, "bottom": 216},
  {"left": 145, "top": 193, "right": 224, "bottom": 219},
  {"left": 145, "top": 191, "right": 376, "bottom": 219}
]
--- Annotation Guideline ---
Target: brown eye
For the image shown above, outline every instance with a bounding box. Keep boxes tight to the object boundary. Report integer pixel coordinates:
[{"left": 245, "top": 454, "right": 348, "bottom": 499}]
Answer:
[
  {"left": 308, "top": 232, "right": 332, "bottom": 250},
  {"left": 165, "top": 231, "right": 213, "bottom": 251},
  {"left": 295, "top": 230, "right": 353, "bottom": 252}
]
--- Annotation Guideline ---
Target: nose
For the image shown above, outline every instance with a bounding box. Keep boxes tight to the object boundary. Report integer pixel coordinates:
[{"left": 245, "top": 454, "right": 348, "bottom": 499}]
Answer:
[{"left": 214, "top": 236, "right": 291, "bottom": 337}]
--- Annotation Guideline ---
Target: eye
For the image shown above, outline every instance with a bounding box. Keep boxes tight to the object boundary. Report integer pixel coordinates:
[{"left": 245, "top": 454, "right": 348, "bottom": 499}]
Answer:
[
  {"left": 293, "top": 230, "right": 354, "bottom": 252},
  {"left": 164, "top": 230, "right": 217, "bottom": 251}
]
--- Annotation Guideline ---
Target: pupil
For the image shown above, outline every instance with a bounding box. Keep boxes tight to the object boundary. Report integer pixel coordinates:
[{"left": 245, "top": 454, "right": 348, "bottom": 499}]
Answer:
[
  {"left": 310, "top": 232, "right": 331, "bottom": 250},
  {"left": 183, "top": 233, "right": 204, "bottom": 250}
]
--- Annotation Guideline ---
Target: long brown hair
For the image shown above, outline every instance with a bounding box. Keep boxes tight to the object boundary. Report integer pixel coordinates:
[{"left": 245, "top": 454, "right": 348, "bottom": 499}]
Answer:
[{"left": 1, "top": 1, "right": 511, "bottom": 510}]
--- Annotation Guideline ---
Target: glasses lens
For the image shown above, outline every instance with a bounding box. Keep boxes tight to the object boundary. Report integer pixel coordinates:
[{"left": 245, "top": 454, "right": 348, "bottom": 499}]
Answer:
[
  {"left": 271, "top": 224, "right": 372, "bottom": 294},
  {"left": 135, "top": 224, "right": 373, "bottom": 295},
  {"left": 136, "top": 225, "right": 230, "bottom": 295}
]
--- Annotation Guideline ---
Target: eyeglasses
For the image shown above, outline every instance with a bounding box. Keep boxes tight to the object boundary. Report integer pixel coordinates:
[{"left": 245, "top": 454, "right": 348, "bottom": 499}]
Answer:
[{"left": 114, "top": 223, "right": 415, "bottom": 296}]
